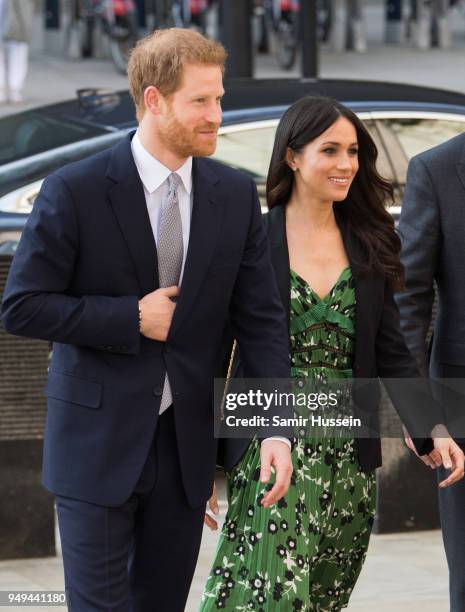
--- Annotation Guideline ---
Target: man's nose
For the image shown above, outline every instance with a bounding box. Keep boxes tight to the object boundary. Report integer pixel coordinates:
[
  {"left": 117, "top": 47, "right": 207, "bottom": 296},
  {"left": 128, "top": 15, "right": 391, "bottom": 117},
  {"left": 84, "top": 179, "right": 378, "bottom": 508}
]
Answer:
[{"left": 204, "top": 101, "right": 222, "bottom": 125}]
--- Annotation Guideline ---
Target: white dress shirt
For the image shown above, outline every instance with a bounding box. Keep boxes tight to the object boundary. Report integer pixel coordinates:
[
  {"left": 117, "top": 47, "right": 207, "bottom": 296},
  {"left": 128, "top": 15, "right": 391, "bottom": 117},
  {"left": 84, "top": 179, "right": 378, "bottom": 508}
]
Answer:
[
  {"left": 131, "top": 131, "right": 290, "bottom": 450},
  {"left": 131, "top": 130, "right": 193, "bottom": 282}
]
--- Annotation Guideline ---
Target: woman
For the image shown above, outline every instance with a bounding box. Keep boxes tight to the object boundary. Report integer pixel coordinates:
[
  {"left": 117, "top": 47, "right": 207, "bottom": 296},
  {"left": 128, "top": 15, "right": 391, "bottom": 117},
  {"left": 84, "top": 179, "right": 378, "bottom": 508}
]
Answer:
[{"left": 201, "top": 96, "right": 464, "bottom": 611}]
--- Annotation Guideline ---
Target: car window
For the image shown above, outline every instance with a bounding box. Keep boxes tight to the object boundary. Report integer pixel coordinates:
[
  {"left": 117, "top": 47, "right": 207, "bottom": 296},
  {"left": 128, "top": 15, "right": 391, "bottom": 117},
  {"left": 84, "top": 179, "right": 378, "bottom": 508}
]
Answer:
[
  {"left": 213, "top": 120, "right": 395, "bottom": 209},
  {"left": 382, "top": 117, "right": 465, "bottom": 161},
  {"left": 0, "top": 112, "right": 108, "bottom": 165},
  {"left": 213, "top": 125, "right": 277, "bottom": 205}
]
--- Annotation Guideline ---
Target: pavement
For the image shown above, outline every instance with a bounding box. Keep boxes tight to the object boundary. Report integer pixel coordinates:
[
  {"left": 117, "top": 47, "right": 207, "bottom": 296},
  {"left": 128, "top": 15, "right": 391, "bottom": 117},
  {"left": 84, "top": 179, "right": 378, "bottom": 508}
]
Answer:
[{"left": 1, "top": 2, "right": 464, "bottom": 610}]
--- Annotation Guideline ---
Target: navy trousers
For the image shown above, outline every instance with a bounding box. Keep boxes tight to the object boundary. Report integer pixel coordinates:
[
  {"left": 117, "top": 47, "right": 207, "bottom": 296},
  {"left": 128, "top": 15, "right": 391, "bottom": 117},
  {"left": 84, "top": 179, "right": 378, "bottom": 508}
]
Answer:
[
  {"left": 56, "top": 408, "right": 205, "bottom": 612},
  {"left": 438, "top": 466, "right": 465, "bottom": 612}
]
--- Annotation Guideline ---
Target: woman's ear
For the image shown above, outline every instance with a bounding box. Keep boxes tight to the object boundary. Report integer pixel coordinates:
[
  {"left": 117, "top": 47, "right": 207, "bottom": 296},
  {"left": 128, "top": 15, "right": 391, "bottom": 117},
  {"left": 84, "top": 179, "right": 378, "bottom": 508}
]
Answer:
[{"left": 285, "top": 147, "right": 297, "bottom": 172}]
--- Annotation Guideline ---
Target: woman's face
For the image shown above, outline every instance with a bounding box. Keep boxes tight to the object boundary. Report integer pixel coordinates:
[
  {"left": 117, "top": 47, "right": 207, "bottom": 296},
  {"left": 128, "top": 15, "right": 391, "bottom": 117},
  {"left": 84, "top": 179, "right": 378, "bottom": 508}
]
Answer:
[{"left": 288, "top": 116, "right": 359, "bottom": 203}]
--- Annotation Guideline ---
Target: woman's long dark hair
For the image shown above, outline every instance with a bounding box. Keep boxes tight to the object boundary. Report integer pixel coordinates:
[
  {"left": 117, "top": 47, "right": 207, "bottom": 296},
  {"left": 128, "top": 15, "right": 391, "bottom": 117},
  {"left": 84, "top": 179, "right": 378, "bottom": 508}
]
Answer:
[{"left": 266, "top": 96, "right": 404, "bottom": 291}]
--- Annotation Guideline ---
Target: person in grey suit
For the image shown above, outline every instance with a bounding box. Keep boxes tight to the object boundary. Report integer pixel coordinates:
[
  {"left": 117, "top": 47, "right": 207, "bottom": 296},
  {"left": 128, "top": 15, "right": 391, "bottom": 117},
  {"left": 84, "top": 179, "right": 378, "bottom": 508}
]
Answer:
[{"left": 397, "top": 131, "right": 465, "bottom": 612}]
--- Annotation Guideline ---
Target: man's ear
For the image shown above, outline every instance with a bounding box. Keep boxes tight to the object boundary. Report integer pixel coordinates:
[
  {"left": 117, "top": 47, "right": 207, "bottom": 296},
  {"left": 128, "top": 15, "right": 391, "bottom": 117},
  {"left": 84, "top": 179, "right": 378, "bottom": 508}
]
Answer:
[{"left": 143, "top": 86, "right": 164, "bottom": 116}]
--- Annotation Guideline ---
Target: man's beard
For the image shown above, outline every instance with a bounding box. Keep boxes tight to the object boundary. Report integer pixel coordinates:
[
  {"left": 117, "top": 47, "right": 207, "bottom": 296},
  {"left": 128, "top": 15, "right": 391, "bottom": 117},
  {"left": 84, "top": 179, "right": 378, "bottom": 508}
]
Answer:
[{"left": 158, "top": 111, "right": 218, "bottom": 158}]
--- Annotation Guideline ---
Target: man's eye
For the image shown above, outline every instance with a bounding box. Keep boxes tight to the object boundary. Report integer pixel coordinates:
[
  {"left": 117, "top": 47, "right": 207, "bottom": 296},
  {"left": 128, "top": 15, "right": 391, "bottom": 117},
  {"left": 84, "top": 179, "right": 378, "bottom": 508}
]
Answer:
[{"left": 195, "top": 98, "right": 205, "bottom": 104}]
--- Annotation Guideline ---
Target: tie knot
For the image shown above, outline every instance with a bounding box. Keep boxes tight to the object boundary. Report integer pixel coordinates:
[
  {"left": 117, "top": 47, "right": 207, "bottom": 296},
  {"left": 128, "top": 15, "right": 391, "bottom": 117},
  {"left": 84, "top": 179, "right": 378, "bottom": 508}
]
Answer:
[{"left": 167, "top": 172, "right": 182, "bottom": 194}]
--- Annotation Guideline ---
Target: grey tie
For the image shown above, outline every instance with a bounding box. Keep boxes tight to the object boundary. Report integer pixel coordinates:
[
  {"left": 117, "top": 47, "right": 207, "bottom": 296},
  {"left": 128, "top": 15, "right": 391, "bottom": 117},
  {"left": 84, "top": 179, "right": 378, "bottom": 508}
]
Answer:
[{"left": 158, "top": 172, "right": 183, "bottom": 414}]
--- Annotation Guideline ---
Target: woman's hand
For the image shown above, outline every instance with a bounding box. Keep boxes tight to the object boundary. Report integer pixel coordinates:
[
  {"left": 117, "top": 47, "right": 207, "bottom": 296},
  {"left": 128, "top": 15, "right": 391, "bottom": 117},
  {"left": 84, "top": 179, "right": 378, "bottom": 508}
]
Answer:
[
  {"left": 403, "top": 425, "right": 438, "bottom": 469},
  {"left": 204, "top": 481, "right": 219, "bottom": 531}
]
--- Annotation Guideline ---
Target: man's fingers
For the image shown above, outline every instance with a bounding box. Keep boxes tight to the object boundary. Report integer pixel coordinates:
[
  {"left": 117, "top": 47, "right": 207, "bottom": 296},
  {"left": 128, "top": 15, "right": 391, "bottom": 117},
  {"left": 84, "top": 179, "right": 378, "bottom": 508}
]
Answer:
[
  {"left": 438, "top": 447, "right": 452, "bottom": 470},
  {"left": 439, "top": 465, "right": 464, "bottom": 488},
  {"left": 439, "top": 446, "right": 465, "bottom": 488},
  {"left": 429, "top": 449, "right": 443, "bottom": 468},
  {"left": 421, "top": 454, "right": 437, "bottom": 469},
  {"left": 159, "top": 285, "right": 180, "bottom": 298},
  {"left": 209, "top": 484, "right": 219, "bottom": 515},
  {"left": 204, "top": 513, "right": 218, "bottom": 530}
]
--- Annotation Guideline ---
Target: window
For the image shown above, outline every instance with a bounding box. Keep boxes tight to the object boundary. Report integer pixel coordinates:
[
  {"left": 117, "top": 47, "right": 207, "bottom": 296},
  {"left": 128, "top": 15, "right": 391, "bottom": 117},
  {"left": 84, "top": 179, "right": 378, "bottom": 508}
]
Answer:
[
  {"left": 0, "top": 112, "right": 108, "bottom": 165},
  {"left": 213, "top": 124, "right": 278, "bottom": 207},
  {"left": 383, "top": 117, "right": 465, "bottom": 161}
]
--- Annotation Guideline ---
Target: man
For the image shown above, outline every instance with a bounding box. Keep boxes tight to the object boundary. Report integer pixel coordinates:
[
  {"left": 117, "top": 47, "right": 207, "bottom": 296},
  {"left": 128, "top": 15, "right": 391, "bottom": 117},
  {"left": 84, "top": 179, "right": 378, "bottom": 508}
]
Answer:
[
  {"left": 397, "top": 131, "right": 465, "bottom": 612},
  {"left": 1, "top": 29, "right": 292, "bottom": 612}
]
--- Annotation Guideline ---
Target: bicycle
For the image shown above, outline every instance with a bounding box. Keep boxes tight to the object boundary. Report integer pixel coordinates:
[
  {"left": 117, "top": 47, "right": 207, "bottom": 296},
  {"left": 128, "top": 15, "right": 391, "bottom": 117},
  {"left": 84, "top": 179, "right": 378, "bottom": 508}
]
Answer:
[
  {"left": 263, "top": 0, "right": 333, "bottom": 71},
  {"left": 145, "top": 0, "right": 210, "bottom": 32},
  {"left": 71, "top": 0, "right": 139, "bottom": 74}
]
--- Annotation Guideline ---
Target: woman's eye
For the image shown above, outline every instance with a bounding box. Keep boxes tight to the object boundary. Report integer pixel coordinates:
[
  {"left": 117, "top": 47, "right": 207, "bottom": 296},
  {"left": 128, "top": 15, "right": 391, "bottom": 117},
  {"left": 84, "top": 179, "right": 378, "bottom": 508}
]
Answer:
[
  {"left": 323, "top": 147, "right": 336, "bottom": 154},
  {"left": 349, "top": 148, "right": 359, "bottom": 156}
]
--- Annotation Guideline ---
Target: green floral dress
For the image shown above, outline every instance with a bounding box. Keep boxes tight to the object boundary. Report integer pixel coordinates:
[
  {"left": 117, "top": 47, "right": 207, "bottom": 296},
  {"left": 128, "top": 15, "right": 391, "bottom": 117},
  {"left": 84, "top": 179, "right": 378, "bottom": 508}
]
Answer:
[{"left": 201, "top": 267, "right": 376, "bottom": 612}]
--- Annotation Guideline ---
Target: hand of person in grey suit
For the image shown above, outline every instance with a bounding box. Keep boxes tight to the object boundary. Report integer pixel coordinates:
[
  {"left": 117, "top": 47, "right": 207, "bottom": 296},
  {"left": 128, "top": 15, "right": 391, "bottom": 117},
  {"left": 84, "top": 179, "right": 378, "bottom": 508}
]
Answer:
[
  {"left": 404, "top": 425, "right": 465, "bottom": 487},
  {"left": 138, "top": 286, "right": 180, "bottom": 341}
]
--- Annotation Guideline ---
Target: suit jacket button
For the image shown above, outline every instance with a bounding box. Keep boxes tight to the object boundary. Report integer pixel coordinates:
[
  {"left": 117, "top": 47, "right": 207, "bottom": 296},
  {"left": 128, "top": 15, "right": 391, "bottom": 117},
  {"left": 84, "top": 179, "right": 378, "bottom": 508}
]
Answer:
[
  {"left": 153, "top": 387, "right": 163, "bottom": 396},
  {"left": 165, "top": 344, "right": 172, "bottom": 353}
]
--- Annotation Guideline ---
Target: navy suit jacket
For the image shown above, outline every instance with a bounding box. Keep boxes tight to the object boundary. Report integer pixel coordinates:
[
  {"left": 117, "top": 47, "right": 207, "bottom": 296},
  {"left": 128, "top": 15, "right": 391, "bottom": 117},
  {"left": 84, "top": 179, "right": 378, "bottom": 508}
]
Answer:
[{"left": 2, "top": 133, "right": 290, "bottom": 508}]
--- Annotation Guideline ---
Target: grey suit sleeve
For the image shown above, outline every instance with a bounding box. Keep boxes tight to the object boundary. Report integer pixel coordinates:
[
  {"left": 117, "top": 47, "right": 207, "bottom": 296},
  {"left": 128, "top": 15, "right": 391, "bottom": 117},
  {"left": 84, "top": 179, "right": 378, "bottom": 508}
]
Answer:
[{"left": 396, "top": 155, "right": 440, "bottom": 376}]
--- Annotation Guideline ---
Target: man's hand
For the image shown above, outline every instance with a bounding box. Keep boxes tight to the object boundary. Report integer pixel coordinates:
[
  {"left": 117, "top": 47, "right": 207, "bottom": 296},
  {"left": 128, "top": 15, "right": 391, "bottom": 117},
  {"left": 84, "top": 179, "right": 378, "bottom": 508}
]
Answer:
[
  {"left": 204, "top": 482, "right": 219, "bottom": 531},
  {"left": 260, "top": 440, "right": 293, "bottom": 508},
  {"left": 403, "top": 424, "right": 465, "bottom": 487},
  {"left": 139, "top": 286, "right": 179, "bottom": 341},
  {"left": 431, "top": 428, "right": 465, "bottom": 488}
]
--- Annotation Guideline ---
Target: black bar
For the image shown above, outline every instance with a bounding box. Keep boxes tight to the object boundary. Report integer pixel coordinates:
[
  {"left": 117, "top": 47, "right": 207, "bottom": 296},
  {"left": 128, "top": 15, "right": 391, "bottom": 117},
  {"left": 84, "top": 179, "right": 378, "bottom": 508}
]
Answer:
[
  {"left": 386, "top": 0, "right": 403, "bottom": 21},
  {"left": 45, "top": 0, "right": 60, "bottom": 29},
  {"left": 300, "top": 0, "right": 318, "bottom": 78},
  {"left": 135, "top": 0, "right": 146, "bottom": 28},
  {"left": 220, "top": 0, "right": 253, "bottom": 78}
]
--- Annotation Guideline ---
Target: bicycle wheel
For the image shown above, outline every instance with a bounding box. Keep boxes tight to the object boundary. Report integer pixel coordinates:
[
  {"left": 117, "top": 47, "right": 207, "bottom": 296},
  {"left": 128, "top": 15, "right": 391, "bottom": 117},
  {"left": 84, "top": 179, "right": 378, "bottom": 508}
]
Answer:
[
  {"left": 274, "top": 14, "right": 298, "bottom": 70},
  {"left": 108, "top": 9, "right": 139, "bottom": 74}
]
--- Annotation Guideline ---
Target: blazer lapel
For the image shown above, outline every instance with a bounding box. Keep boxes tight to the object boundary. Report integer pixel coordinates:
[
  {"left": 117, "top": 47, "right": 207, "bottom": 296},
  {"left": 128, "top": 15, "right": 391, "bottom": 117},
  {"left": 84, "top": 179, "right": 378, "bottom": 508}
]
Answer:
[
  {"left": 106, "top": 133, "right": 158, "bottom": 296},
  {"left": 266, "top": 205, "right": 291, "bottom": 331},
  {"left": 334, "top": 205, "right": 373, "bottom": 375},
  {"left": 169, "top": 157, "right": 223, "bottom": 337}
]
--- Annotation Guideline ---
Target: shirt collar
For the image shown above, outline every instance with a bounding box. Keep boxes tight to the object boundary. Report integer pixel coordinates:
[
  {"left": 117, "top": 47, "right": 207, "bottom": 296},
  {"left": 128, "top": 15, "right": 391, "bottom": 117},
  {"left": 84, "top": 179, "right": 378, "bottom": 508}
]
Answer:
[{"left": 131, "top": 130, "right": 193, "bottom": 195}]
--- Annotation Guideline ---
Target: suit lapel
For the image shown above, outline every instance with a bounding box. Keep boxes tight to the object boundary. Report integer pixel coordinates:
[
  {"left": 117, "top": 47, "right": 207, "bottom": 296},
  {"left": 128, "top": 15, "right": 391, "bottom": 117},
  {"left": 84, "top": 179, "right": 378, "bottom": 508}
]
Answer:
[
  {"left": 169, "top": 157, "right": 223, "bottom": 337},
  {"left": 106, "top": 133, "right": 158, "bottom": 296}
]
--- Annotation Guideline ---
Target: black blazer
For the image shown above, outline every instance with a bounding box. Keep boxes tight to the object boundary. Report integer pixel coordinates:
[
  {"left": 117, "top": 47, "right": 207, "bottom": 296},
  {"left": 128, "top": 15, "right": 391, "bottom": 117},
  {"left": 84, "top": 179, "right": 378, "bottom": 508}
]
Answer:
[
  {"left": 220, "top": 203, "right": 436, "bottom": 472},
  {"left": 1, "top": 132, "right": 290, "bottom": 508}
]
